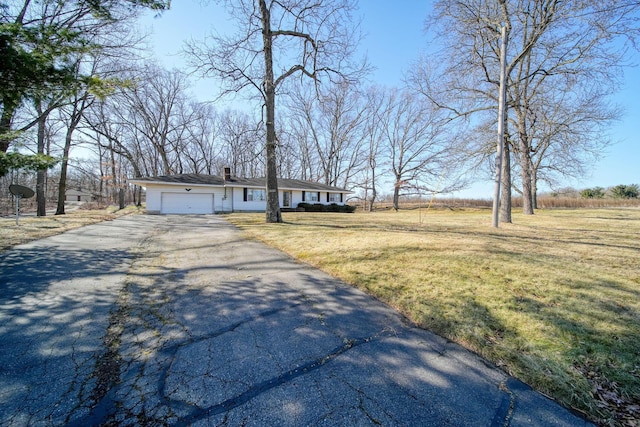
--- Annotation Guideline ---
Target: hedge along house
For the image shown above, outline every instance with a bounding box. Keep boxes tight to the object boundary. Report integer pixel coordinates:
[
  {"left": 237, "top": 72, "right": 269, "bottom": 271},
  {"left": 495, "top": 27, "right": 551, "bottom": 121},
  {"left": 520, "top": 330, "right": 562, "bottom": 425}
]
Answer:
[{"left": 129, "top": 169, "right": 351, "bottom": 215}]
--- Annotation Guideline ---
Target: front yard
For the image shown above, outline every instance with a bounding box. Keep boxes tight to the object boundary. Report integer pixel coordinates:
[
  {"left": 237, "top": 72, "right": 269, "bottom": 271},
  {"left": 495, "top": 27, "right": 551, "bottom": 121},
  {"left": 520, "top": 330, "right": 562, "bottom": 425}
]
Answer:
[{"left": 227, "top": 208, "right": 640, "bottom": 426}]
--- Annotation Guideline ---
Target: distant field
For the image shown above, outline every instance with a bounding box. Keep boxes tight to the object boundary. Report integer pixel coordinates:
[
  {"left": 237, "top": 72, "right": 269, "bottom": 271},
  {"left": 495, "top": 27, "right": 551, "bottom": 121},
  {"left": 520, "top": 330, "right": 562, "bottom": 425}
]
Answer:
[
  {"left": 227, "top": 208, "right": 640, "bottom": 426},
  {"left": 364, "top": 196, "right": 640, "bottom": 211}
]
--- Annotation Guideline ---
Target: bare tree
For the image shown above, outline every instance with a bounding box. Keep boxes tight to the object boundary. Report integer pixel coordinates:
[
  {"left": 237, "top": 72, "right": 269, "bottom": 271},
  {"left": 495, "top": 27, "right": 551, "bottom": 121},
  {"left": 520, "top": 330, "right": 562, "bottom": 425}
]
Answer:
[
  {"left": 54, "top": 50, "right": 140, "bottom": 215},
  {"left": 180, "top": 103, "right": 225, "bottom": 175},
  {"left": 83, "top": 80, "right": 160, "bottom": 188},
  {"left": 121, "top": 65, "right": 194, "bottom": 174},
  {"left": 510, "top": 76, "right": 620, "bottom": 208},
  {"left": 412, "top": 0, "right": 639, "bottom": 220},
  {"left": 2, "top": 0, "right": 164, "bottom": 216},
  {"left": 378, "top": 88, "right": 459, "bottom": 211},
  {"left": 0, "top": 0, "right": 169, "bottom": 154},
  {"left": 506, "top": 2, "right": 629, "bottom": 212},
  {"left": 84, "top": 65, "right": 265, "bottom": 190},
  {"left": 55, "top": 89, "right": 93, "bottom": 215},
  {"left": 281, "top": 92, "right": 322, "bottom": 182},
  {"left": 359, "top": 85, "right": 389, "bottom": 211},
  {"left": 83, "top": 101, "right": 144, "bottom": 203},
  {"left": 274, "top": 130, "right": 303, "bottom": 180},
  {"left": 186, "top": 0, "right": 364, "bottom": 223},
  {"left": 218, "top": 110, "right": 264, "bottom": 178},
  {"left": 285, "top": 82, "right": 367, "bottom": 189}
]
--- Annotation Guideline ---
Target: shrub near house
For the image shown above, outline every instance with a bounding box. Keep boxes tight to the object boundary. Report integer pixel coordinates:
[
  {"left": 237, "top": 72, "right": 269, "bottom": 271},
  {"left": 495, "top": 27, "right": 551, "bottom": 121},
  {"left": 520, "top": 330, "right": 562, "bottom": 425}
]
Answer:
[{"left": 297, "top": 202, "right": 356, "bottom": 213}]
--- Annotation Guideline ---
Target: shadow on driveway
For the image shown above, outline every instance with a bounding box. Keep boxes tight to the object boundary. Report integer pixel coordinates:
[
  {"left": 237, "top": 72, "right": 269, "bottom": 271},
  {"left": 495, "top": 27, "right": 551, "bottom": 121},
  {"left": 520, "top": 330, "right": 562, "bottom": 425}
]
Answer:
[{"left": 0, "top": 215, "right": 592, "bottom": 426}]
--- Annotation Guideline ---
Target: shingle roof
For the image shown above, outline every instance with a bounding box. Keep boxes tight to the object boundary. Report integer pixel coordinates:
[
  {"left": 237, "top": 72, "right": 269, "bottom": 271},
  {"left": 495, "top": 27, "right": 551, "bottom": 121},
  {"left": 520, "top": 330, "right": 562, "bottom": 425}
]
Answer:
[{"left": 130, "top": 174, "right": 350, "bottom": 192}]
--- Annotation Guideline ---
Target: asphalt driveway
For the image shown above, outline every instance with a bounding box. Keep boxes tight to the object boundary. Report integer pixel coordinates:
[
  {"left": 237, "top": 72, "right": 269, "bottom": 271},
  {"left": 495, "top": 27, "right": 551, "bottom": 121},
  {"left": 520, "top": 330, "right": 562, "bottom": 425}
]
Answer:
[{"left": 0, "top": 215, "right": 592, "bottom": 426}]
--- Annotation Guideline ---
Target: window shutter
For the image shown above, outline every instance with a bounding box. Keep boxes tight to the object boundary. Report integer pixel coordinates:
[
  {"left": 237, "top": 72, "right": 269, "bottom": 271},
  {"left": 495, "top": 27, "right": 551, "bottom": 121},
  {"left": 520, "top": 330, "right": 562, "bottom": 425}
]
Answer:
[
  {"left": 302, "top": 191, "right": 306, "bottom": 201},
  {"left": 317, "top": 192, "right": 320, "bottom": 202},
  {"left": 340, "top": 193, "right": 343, "bottom": 203},
  {"left": 326, "top": 192, "right": 330, "bottom": 202},
  {"left": 243, "top": 188, "right": 248, "bottom": 202}
]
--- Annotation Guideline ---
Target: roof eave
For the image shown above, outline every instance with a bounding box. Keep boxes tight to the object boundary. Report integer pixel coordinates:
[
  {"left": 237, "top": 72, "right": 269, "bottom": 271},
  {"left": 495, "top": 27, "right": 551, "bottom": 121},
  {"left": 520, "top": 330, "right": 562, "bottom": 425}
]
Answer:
[
  {"left": 128, "top": 180, "right": 223, "bottom": 188},
  {"left": 129, "top": 178, "right": 353, "bottom": 193}
]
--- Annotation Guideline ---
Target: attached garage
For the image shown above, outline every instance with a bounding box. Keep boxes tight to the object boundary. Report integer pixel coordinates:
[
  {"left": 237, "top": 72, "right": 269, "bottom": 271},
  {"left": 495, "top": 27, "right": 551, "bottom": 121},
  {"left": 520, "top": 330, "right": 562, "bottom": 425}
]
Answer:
[
  {"left": 161, "top": 192, "right": 214, "bottom": 214},
  {"left": 129, "top": 173, "right": 351, "bottom": 214}
]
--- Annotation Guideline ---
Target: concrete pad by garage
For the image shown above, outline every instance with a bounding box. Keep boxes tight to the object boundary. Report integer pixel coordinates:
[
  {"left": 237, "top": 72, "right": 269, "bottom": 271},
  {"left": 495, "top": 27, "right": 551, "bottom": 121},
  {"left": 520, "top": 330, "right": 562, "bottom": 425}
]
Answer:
[{"left": 0, "top": 215, "right": 592, "bottom": 426}]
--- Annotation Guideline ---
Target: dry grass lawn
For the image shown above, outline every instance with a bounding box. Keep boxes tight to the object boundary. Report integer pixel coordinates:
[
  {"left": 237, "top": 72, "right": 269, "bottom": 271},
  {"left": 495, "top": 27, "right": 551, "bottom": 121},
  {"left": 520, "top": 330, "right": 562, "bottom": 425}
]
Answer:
[
  {"left": 0, "top": 205, "right": 142, "bottom": 251},
  {"left": 227, "top": 208, "right": 640, "bottom": 426},
  {"left": 2, "top": 205, "right": 637, "bottom": 425}
]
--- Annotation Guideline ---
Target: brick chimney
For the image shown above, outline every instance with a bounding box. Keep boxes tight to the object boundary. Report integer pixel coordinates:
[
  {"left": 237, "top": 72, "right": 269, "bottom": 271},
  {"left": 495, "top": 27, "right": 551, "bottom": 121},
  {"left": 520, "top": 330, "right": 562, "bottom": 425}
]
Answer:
[{"left": 224, "top": 167, "right": 231, "bottom": 181}]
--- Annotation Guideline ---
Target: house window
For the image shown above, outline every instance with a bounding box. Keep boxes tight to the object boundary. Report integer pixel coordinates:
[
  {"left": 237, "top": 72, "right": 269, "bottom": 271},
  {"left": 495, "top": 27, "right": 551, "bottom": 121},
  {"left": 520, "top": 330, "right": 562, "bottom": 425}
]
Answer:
[
  {"left": 307, "top": 191, "right": 319, "bottom": 202},
  {"left": 244, "top": 188, "right": 266, "bottom": 202},
  {"left": 328, "top": 193, "right": 340, "bottom": 203}
]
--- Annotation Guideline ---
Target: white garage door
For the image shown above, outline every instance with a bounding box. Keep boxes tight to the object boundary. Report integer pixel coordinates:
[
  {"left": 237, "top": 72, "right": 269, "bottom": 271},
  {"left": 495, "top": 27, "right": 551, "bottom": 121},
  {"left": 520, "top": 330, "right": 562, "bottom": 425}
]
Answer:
[{"left": 161, "top": 192, "right": 214, "bottom": 214}]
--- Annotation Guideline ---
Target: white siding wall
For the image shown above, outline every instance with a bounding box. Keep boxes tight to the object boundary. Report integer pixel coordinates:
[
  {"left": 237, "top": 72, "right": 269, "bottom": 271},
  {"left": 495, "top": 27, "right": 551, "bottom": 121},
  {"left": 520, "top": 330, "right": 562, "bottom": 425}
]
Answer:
[
  {"left": 231, "top": 187, "right": 266, "bottom": 211},
  {"left": 142, "top": 183, "right": 346, "bottom": 214},
  {"left": 217, "top": 187, "right": 233, "bottom": 213},
  {"left": 284, "top": 190, "right": 344, "bottom": 208},
  {"left": 229, "top": 187, "right": 345, "bottom": 211},
  {"left": 290, "top": 190, "right": 303, "bottom": 208},
  {"left": 145, "top": 185, "right": 162, "bottom": 214}
]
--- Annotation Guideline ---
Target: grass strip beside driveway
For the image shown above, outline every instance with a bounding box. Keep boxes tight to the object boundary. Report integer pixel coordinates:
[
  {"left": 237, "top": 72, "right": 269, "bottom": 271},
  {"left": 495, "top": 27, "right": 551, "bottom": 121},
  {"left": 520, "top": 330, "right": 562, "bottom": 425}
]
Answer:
[
  {"left": 226, "top": 208, "right": 640, "bottom": 426},
  {"left": 0, "top": 205, "right": 142, "bottom": 251}
]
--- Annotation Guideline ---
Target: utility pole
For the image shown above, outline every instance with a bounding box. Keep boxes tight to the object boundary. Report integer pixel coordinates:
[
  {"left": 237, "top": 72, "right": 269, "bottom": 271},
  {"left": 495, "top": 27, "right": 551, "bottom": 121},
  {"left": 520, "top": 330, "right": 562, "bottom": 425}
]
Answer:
[{"left": 492, "top": 24, "right": 508, "bottom": 228}]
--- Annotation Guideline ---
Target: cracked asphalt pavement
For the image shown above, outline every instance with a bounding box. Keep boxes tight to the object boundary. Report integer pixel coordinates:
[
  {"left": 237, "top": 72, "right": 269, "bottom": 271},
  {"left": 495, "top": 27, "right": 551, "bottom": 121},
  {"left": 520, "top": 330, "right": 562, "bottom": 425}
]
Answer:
[{"left": 0, "top": 215, "right": 593, "bottom": 426}]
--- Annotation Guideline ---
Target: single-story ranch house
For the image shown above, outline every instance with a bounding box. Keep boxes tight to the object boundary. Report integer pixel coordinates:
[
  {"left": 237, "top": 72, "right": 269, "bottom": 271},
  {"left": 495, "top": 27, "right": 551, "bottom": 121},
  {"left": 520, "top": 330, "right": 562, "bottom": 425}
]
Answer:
[{"left": 129, "top": 170, "right": 351, "bottom": 215}]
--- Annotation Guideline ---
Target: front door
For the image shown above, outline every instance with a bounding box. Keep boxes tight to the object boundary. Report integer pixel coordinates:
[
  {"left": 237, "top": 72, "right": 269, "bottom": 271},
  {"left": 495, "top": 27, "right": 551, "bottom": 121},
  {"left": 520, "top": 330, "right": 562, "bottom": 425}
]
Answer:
[{"left": 283, "top": 191, "right": 291, "bottom": 208}]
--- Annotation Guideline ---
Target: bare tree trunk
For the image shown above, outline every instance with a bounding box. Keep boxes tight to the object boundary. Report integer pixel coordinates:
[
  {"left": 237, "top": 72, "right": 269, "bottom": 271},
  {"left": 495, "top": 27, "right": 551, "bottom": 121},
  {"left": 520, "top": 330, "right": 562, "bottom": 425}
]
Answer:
[
  {"left": 531, "top": 168, "right": 538, "bottom": 209},
  {"left": 393, "top": 178, "right": 401, "bottom": 211},
  {"left": 500, "top": 139, "right": 512, "bottom": 223},
  {"left": 97, "top": 141, "right": 105, "bottom": 203},
  {"left": 57, "top": 93, "right": 90, "bottom": 215},
  {"left": 368, "top": 173, "right": 377, "bottom": 212},
  {"left": 517, "top": 116, "right": 534, "bottom": 214},
  {"left": 520, "top": 156, "right": 534, "bottom": 215},
  {"left": 260, "top": 0, "right": 282, "bottom": 223},
  {"left": 56, "top": 118, "right": 76, "bottom": 215},
  {"left": 55, "top": 137, "right": 70, "bottom": 215},
  {"left": 36, "top": 101, "right": 47, "bottom": 216},
  {"left": 110, "top": 143, "right": 118, "bottom": 204},
  {"left": 36, "top": 169, "right": 46, "bottom": 216}
]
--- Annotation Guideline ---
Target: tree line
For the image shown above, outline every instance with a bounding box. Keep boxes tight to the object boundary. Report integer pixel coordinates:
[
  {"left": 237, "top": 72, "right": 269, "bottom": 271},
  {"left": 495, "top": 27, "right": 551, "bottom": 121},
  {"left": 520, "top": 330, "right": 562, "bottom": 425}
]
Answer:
[
  {"left": 2, "top": 0, "right": 638, "bottom": 223},
  {"left": 581, "top": 184, "right": 640, "bottom": 199}
]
